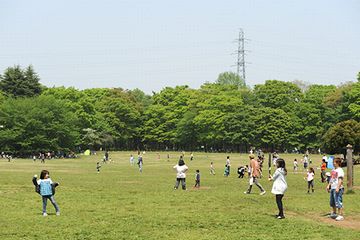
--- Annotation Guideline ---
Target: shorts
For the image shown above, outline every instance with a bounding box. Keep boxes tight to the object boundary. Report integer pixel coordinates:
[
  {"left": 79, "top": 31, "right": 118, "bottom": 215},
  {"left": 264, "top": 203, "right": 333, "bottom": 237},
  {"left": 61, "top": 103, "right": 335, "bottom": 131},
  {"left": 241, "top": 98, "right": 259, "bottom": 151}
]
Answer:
[{"left": 330, "top": 188, "right": 344, "bottom": 209}]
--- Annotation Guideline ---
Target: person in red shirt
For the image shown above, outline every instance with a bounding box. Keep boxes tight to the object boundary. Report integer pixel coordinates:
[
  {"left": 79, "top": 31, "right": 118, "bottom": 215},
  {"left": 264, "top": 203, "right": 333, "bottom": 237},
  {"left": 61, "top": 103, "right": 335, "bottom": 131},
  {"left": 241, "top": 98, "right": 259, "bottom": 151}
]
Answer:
[{"left": 321, "top": 159, "right": 327, "bottom": 182}]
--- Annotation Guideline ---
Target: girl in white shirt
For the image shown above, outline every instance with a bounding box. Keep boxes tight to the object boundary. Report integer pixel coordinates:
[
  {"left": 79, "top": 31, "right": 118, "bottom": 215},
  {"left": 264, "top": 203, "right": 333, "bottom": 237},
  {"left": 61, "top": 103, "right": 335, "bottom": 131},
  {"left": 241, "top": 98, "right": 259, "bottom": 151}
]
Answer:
[
  {"left": 269, "top": 158, "right": 287, "bottom": 219},
  {"left": 173, "top": 157, "right": 188, "bottom": 190},
  {"left": 305, "top": 167, "right": 315, "bottom": 193}
]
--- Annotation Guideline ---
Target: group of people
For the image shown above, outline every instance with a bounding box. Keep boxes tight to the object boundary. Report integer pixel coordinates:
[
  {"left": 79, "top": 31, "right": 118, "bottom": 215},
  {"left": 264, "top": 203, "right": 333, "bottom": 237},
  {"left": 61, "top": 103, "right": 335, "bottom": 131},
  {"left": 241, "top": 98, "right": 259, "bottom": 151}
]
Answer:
[
  {"left": 1, "top": 152, "right": 12, "bottom": 162},
  {"left": 32, "top": 151, "right": 346, "bottom": 223}
]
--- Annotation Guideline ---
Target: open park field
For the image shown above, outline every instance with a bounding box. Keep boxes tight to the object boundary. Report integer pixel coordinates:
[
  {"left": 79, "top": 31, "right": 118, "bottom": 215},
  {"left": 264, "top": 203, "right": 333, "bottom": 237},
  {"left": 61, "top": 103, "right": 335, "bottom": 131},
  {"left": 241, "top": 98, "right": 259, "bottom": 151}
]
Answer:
[{"left": 0, "top": 151, "right": 360, "bottom": 240}]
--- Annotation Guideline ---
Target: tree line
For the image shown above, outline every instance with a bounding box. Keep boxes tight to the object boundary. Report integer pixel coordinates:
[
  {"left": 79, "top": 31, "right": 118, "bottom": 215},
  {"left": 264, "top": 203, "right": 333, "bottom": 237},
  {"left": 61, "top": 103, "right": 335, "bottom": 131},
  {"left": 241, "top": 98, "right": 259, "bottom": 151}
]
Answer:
[{"left": 0, "top": 65, "right": 359, "bottom": 155}]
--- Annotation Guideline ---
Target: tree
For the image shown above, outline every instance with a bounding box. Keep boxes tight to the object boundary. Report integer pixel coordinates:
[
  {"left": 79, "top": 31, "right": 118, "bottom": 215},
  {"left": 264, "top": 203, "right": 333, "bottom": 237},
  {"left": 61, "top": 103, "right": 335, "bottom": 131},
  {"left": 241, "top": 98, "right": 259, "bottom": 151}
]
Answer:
[
  {"left": 253, "top": 80, "right": 302, "bottom": 111},
  {"left": 143, "top": 86, "right": 194, "bottom": 149},
  {"left": 0, "top": 95, "right": 80, "bottom": 155},
  {"left": 0, "top": 65, "right": 42, "bottom": 97},
  {"left": 348, "top": 81, "right": 360, "bottom": 120},
  {"left": 322, "top": 120, "right": 360, "bottom": 154},
  {"left": 81, "top": 128, "right": 102, "bottom": 150},
  {"left": 216, "top": 72, "right": 246, "bottom": 89}
]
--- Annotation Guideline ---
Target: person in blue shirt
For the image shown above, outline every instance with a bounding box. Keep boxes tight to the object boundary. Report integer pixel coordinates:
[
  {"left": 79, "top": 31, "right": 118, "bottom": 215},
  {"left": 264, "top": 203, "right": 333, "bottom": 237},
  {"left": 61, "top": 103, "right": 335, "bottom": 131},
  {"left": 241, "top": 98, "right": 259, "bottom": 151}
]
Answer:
[{"left": 36, "top": 170, "right": 60, "bottom": 216}]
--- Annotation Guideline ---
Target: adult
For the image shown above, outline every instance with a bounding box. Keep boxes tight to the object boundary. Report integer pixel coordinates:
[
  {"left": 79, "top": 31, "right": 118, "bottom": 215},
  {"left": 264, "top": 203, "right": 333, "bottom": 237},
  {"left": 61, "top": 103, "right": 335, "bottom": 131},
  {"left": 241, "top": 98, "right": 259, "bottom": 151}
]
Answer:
[
  {"left": 244, "top": 155, "right": 266, "bottom": 195},
  {"left": 173, "top": 157, "right": 188, "bottom": 190}
]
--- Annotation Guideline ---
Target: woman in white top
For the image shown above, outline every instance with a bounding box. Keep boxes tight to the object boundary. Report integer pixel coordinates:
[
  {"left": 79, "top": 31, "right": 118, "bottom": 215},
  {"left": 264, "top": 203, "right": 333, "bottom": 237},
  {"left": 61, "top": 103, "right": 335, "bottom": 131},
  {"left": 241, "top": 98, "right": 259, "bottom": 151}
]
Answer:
[
  {"left": 173, "top": 157, "right": 188, "bottom": 190},
  {"left": 269, "top": 158, "right": 288, "bottom": 219}
]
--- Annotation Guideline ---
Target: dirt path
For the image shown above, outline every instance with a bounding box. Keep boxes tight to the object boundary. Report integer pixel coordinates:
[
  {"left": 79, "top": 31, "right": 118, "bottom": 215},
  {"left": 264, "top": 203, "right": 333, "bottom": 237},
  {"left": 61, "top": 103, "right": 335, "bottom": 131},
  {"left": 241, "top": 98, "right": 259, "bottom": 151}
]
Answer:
[{"left": 286, "top": 211, "right": 360, "bottom": 231}]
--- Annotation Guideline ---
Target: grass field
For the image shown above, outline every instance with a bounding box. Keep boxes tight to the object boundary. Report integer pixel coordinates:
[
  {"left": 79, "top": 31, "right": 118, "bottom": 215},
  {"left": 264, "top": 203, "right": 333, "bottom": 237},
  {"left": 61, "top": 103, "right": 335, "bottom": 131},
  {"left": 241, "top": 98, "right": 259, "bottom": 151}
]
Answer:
[{"left": 0, "top": 152, "right": 359, "bottom": 240}]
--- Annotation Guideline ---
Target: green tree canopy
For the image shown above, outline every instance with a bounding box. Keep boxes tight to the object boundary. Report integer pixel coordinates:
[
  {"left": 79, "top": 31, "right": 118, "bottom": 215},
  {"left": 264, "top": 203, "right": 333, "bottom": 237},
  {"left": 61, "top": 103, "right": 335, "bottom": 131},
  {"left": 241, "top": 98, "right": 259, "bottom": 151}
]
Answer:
[
  {"left": 322, "top": 120, "right": 360, "bottom": 154},
  {"left": 0, "top": 65, "right": 42, "bottom": 97},
  {"left": 0, "top": 95, "right": 80, "bottom": 154},
  {"left": 216, "top": 72, "right": 246, "bottom": 89}
]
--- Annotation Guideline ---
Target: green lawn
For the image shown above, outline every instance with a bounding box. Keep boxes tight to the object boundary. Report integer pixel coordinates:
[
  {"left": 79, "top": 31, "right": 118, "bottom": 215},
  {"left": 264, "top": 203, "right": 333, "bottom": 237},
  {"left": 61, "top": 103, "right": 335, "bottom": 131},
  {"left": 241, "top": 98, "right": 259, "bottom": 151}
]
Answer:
[{"left": 0, "top": 152, "right": 359, "bottom": 240}]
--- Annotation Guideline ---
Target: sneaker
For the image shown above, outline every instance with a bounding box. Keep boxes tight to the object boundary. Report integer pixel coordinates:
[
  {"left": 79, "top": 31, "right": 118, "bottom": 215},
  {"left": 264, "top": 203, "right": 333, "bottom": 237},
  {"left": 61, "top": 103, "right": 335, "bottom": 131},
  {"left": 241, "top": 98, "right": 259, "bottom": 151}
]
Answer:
[
  {"left": 335, "top": 215, "right": 344, "bottom": 221},
  {"left": 56, "top": 212, "right": 60, "bottom": 216},
  {"left": 244, "top": 191, "right": 249, "bottom": 194},
  {"left": 260, "top": 191, "right": 266, "bottom": 196},
  {"left": 42, "top": 213, "right": 48, "bottom": 217},
  {"left": 277, "top": 215, "right": 285, "bottom": 219},
  {"left": 329, "top": 213, "right": 337, "bottom": 219}
]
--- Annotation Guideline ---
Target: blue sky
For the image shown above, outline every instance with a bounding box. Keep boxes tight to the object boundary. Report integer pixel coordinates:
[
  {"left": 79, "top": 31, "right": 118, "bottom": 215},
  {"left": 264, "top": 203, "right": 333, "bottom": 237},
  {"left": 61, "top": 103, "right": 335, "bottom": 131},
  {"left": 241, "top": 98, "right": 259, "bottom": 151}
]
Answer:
[{"left": 0, "top": 0, "right": 359, "bottom": 93}]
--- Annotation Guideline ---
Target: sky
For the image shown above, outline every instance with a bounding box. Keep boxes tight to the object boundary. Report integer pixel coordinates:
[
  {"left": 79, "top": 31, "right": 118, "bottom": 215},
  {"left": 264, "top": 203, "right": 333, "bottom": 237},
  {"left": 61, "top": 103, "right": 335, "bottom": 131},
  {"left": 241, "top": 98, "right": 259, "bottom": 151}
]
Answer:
[{"left": 0, "top": 0, "right": 359, "bottom": 94}]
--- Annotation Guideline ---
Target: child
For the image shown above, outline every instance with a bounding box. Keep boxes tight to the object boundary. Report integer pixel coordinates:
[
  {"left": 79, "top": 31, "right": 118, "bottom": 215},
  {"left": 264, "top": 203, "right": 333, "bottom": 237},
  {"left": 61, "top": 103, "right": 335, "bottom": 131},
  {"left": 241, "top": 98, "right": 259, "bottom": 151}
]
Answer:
[
  {"left": 137, "top": 155, "right": 143, "bottom": 173},
  {"left": 96, "top": 162, "right": 101, "bottom": 173},
  {"left": 237, "top": 166, "right": 245, "bottom": 178},
  {"left": 129, "top": 154, "right": 134, "bottom": 165},
  {"left": 224, "top": 165, "right": 230, "bottom": 177},
  {"left": 36, "top": 170, "right": 60, "bottom": 216},
  {"left": 269, "top": 158, "right": 287, "bottom": 219},
  {"left": 194, "top": 170, "right": 200, "bottom": 188},
  {"left": 173, "top": 158, "right": 188, "bottom": 190},
  {"left": 246, "top": 165, "right": 251, "bottom": 178},
  {"left": 320, "top": 159, "right": 327, "bottom": 182},
  {"left": 225, "top": 156, "right": 231, "bottom": 175},
  {"left": 305, "top": 167, "right": 315, "bottom": 193},
  {"left": 303, "top": 155, "right": 309, "bottom": 170},
  {"left": 327, "top": 157, "right": 345, "bottom": 221},
  {"left": 190, "top": 153, "right": 194, "bottom": 161},
  {"left": 293, "top": 159, "right": 298, "bottom": 172},
  {"left": 210, "top": 162, "right": 215, "bottom": 175},
  {"left": 326, "top": 172, "right": 331, "bottom": 183}
]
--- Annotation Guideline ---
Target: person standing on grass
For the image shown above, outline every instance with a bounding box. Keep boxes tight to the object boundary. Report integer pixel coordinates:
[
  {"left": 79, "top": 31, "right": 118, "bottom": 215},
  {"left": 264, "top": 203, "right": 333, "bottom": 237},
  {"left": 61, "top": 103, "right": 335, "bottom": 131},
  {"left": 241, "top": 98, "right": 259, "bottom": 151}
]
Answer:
[
  {"left": 130, "top": 154, "right": 134, "bottom": 165},
  {"left": 293, "top": 159, "right": 298, "bottom": 172},
  {"left": 173, "top": 158, "right": 188, "bottom": 190},
  {"left": 305, "top": 167, "right": 315, "bottom": 193},
  {"left": 244, "top": 155, "right": 266, "bottom": 195},
  {"left": 322, "top": 154, "right": 328, "bottom": 168},
  {"left": 194, "top": 170, "right": 200, "bottom": 188},
  {"left": 327, "top": 157, "right": 345, "bottom": 221},
  {"left": 137, "top": 154, "right": 143, "bottom": 173},
  {"left": 105, "top": 151, "right": 109, "bottom": 162},
  {"left": 96, "top": 162, "right": 101, "bottom": 173},
  {"left": 37, "top": 170, "right": 60, "bottom": 216},
  {"left": 303, "top": 155, "right": 309, "bottom": 170},
  {"left": 210, "top": 162, "right": 215, "bottom": 175},
  {"left": 320, "top": 159, "right": 327, "bottom": 183},
  {"left": 225, "top": 156, "right": 231, "bottom": 175},
  {"left": 269, "top": 158, "right": 287, "bottom": 219}
]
